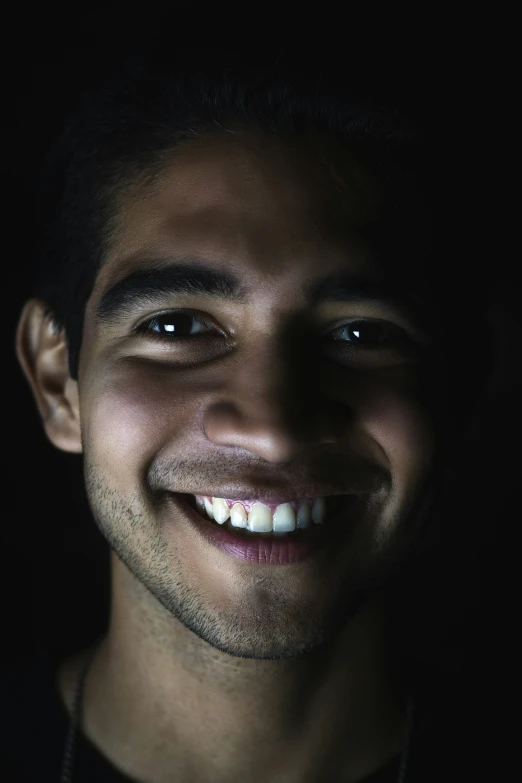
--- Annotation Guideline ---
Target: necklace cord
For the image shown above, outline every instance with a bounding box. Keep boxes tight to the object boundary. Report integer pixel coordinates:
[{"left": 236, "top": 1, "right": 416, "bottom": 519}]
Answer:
[{"left": 60, "top": 640, "right": 101, "bottom": 783}]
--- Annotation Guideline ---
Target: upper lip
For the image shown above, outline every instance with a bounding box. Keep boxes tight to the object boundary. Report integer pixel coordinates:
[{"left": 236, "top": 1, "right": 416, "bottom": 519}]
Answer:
[
  {"left": 164, "top": 470, "right": 382, "bottom": 502},
  {"left": 173, "top": 489, "right": 367, "bottom": 503}
]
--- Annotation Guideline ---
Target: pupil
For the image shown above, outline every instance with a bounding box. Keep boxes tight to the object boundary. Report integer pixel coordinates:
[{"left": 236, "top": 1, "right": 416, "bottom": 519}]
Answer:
[
  {"left": 354, "top": 322, "right": 381, "bottom": 341},
  {"left": 341, "top": 322, "right": 385, "bottom": 342},
  {"left": 158, "top": 313, "right": 193, "bottom": 335}
]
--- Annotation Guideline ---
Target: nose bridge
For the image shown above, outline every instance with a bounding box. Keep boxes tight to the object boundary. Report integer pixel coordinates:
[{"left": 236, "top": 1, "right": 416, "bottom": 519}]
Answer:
[
  {"left": 203, "top": 334, "right": 330, "bottom": 463},
  {"left": 239, "top": 341, "right": 296, "bottom": 422}
]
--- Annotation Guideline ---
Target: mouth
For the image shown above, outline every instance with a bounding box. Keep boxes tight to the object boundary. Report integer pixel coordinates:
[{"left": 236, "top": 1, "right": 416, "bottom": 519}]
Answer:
[
  {"left": 171, "top": 492, "right": 364, "bottom": 565},
  {"left": 189, "top": 494, "right": 345, "bottom": 536}
]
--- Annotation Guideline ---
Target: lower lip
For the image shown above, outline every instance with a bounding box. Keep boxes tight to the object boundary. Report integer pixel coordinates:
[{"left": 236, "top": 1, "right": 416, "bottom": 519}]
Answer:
[{"left": 173, "top": 494, "right": 361, "bottom": 565}]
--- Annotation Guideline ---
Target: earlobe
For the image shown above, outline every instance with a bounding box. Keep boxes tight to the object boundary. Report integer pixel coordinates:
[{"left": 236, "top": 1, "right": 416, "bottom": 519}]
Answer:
[{"left": 15, "top": 299, "right": 83, "bottom": 453}]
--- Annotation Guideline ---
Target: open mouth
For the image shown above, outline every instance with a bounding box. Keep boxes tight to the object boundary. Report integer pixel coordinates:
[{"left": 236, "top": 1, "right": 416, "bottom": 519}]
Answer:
[
  {"left": 173, "top": 492, "right": 363, "bottom": 565},
  {"left": 183, "top": 493, "right": 350, "bottom": 539}
]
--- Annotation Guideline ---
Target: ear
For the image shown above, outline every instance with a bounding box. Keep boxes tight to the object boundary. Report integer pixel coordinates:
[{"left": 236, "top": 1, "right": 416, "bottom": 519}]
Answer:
[{"left": 15, "top": 299, "right": 82, "bottom": 453}]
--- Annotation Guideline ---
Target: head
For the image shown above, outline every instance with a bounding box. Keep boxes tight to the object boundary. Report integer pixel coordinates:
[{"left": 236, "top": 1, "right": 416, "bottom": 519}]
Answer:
[{"left": 16, "top": 60, "right": 495, "bottom": 662}]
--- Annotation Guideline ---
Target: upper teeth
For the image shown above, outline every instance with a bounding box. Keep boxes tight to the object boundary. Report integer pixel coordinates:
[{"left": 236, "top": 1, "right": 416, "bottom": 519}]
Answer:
[{"left": 195, "top": 496, "right": 326, "bottom": 532}]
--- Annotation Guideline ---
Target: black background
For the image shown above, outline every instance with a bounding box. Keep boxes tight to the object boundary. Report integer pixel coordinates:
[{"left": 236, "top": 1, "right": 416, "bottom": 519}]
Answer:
[{"left": 3, "top": 43, "right": 518, "bottom": 700}]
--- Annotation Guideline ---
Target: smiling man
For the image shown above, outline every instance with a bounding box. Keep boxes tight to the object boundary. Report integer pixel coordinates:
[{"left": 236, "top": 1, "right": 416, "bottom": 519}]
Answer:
[{"left": 12, "top": 58, "right": 494, "bottom": 782}]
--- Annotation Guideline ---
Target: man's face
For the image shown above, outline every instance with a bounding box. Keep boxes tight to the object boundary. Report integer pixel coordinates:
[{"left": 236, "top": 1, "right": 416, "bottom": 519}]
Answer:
[{"left": 77, "top": 133, "right": 437, "bottom": 658}]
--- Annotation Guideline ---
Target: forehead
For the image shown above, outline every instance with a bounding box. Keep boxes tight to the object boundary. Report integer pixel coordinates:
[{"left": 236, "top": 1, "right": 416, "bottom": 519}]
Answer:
[{"left": 98, "top": 132, "right": 387, "bottom": 293}]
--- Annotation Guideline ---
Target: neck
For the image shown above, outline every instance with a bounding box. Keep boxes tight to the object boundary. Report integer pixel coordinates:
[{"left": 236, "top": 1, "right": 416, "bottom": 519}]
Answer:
[{"left": 70, "top": 556, "right": 411, "bottom": 783}]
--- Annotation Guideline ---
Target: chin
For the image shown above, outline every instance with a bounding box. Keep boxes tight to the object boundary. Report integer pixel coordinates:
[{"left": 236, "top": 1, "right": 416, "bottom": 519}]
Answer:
[{"left": 177, "top": 587, "right": 370, "bottom": 661}]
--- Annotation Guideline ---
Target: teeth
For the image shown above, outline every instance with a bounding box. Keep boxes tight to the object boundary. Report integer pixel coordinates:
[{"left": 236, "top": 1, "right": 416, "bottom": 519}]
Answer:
[
  {"left": 195, "top": 495, "right": 331, "bottom": 533},
  {"left": 230, "top": 502, "right": 248, "bottom": 528},
  {"left": 212, "top": 497, "right": 230, "bottom": 524},
  {"left": 296, "top": 502, "right": 312, "bottom": 529},
  {"left": 247, "top": 503, "right": 273, "bottom": 533},
  {"left": 311, "top": 497, "right": 326, "bottom": 524},
  {"left": 272, "top": 503, "right": 296, "bottom": 532}
]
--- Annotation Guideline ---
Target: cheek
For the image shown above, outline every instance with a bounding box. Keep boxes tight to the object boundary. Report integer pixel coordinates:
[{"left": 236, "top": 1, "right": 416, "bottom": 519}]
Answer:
[
  {"left": 359, "top": 387, "right": 435, "bottom": 489},
  {"left": 80, "top": 365, "right": 195, "bottom": 477}
]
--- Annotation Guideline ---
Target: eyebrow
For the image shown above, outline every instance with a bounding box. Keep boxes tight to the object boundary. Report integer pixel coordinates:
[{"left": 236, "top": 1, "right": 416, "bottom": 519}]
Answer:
[
  {"left": 308, "top": 273, "right": 432, "bottom": 332},
  {"left": 97, "top": 264, "right": 246, "bottom": 321},
  {"left": 97, "top": 261, "right": 434, "bottom": 336}
]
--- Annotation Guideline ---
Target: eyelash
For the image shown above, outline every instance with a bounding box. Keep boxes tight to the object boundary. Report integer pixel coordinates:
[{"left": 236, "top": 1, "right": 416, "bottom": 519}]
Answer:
[{"left": 135, "top": 311, "right": 408, "bottom": 347}]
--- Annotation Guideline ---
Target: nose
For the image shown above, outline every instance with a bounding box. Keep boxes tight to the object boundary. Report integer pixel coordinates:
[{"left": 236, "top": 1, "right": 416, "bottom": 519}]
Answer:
[{"left": 203, "top": 345, "right": 338, "bottom": 463}]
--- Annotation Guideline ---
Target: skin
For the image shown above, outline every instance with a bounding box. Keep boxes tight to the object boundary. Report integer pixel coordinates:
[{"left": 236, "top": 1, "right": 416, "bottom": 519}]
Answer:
[{"left": 17, "top": 132, "right": 441, "bottom": 782}]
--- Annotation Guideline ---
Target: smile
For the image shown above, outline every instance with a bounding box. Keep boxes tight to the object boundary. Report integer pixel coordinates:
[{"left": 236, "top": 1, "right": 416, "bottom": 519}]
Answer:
[
  {"left": 171, "top": 492, "right": 364, "bottom": 565},
  {"left": 194, "top": 495, "right": 328, "bottom": 536}
]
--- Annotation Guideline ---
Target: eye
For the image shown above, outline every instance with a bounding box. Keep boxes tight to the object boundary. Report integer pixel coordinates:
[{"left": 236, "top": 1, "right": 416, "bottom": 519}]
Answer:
[
  {"left": 136, "top": 311, "right": 219, "bottom": 339},
  {"left": 327, "top": 319, "right": 406, "bottom": 345}
]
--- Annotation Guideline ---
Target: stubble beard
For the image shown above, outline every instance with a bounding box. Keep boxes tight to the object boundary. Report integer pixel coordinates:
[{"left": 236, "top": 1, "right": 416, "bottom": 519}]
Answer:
[{"left": 83, "top": 458, "right": 413, "bottom": 660}]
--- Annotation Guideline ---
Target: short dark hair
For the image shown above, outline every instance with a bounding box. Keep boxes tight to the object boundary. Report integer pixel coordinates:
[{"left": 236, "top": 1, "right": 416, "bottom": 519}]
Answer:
[{"left": 35, "top": 57, "right": 439, "bottom": 380}]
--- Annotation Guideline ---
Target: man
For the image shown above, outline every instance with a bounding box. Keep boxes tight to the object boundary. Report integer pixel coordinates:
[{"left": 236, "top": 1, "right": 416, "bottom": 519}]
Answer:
[{"left": 11, "top": 58, "right": 496, "bottom": 781}]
